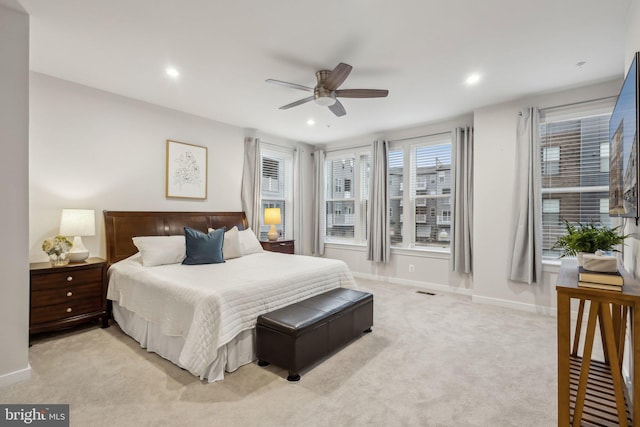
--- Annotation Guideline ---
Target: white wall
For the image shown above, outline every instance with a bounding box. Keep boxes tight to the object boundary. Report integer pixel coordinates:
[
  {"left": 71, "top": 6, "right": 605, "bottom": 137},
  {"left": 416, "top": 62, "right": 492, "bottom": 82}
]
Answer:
[
  {"left": 474, "top": 79, "right": 621, "bottom": 312},
  {"left": 0, "top": 3, "right": 31, "bottom": 386},
  {"left": 29, "top": 73, "right": 313, "bottom": 262},
  {"left": 323, "top": 79, "right": 622, "bottom": 313}
]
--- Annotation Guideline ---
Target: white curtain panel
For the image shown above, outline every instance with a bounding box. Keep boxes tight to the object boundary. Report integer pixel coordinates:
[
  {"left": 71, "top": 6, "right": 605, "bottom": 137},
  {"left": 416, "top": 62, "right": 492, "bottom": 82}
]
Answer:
[
  {"left": 240, "top": 137, "right": 262, "bottom": 232},
  {"left": 367, "top": 140, "right": 390, "bottom": 262},
  {"left": 451, "top": 127, "right": 473, "bottom": 274},
  {"left": 311, "top": 150, "right": 325, "bottom": 256},
  {"left": 507, "top": 108, "right": 542, "bottom": 284},
  {"left": 293, "top": 147, "right": 304, "bottom": 254}
]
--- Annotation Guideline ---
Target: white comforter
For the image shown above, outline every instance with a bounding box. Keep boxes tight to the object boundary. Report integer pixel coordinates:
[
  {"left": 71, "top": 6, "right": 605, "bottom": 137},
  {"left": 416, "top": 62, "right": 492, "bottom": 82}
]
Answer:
[{"left": 107, "top": 252, "right": 355, "bottom": 377}]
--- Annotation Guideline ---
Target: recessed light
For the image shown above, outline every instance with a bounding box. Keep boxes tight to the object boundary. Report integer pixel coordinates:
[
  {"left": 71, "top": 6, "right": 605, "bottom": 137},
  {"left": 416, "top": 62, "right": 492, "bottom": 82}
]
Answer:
[
  {"left": 465, "top": 73, "right": 481, "bottom": 85},
  {"left": 306, "top": 119, "right": 315, "bottom": 126},
  {"left": 166, "top": 67, "right": 180, "bottom": 78}
]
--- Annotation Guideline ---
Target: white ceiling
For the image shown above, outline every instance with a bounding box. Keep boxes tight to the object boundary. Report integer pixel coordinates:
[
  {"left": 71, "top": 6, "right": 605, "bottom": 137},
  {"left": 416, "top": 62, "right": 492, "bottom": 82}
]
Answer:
[{"left": 20, "top": 0, "right": 630, "bottom": 144}]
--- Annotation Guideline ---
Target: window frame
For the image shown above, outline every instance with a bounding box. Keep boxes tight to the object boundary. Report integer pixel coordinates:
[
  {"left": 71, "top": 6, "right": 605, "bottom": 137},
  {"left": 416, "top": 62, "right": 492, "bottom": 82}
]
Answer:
[
  {"left": 260, "top": 145, "right": 293, "bottom": 241},
  {"left": 324, "top": 149, "right": 371, "bottom": 244},
  {"left": 389, "top": 132, "right": 453, "bottom": 251},
  {"left": 539, "top": 99, "right": 615, "bottom": 260}
]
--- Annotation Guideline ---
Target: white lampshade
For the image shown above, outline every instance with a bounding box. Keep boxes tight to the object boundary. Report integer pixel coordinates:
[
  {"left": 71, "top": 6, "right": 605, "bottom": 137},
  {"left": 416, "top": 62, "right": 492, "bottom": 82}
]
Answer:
[
  {"left": 60, "top": 209, "right": 95, "bottom": 262},
  {"left": 264, "top": 208, "right": 281, "bottom": 242},
  {"left": 60, "top": 209, "right": 96, "bottom": 236}
]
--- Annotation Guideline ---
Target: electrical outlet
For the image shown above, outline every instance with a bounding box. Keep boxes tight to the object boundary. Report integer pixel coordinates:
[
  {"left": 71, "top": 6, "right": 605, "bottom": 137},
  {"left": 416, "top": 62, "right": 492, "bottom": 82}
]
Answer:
[{"left": 409, "top": 264, "right": 415, "bottom": 273}]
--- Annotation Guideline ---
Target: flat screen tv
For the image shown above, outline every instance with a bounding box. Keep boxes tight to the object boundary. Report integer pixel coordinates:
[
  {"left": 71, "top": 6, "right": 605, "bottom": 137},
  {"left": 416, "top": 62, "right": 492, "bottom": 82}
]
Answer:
[{"left": 609, "top": 52, "right": 639, "bottom": 219}]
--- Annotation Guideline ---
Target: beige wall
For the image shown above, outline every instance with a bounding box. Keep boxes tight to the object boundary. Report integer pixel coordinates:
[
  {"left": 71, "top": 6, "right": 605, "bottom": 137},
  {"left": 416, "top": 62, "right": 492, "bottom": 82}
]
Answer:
[{"left": 0, "top": 4, "right": 30, "bottom": 386}]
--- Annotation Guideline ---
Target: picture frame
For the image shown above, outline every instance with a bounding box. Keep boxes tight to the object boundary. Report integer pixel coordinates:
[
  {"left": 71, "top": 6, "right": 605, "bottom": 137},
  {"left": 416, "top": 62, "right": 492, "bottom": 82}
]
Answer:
[{"left": 166, "top": 139, "right": 208, "bottom": 199}]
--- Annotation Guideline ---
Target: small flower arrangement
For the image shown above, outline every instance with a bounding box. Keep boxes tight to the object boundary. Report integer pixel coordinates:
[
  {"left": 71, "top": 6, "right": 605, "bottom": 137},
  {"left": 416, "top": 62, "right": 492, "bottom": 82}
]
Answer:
[{"left": 42, "top": 236, "right": 72, "bottom": 265}]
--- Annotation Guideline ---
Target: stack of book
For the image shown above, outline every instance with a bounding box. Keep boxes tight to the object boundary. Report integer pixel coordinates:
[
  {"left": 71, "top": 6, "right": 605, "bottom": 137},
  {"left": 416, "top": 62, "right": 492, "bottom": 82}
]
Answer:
[{"left": 578, "top": 267, "right": 624, "bottom": 291}]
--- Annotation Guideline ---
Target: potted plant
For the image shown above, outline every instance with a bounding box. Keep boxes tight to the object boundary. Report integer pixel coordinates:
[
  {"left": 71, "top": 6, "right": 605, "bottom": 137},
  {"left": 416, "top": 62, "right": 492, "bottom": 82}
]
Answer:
[{"left": 551, "top": 220, "right": 628, "bottom": 264}]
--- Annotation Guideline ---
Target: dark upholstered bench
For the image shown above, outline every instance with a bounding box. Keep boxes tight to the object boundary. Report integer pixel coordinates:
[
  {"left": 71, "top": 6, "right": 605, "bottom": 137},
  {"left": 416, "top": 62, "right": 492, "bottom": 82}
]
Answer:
[{"left": 256, "top": 288, "right": 373, "bottom": 381}]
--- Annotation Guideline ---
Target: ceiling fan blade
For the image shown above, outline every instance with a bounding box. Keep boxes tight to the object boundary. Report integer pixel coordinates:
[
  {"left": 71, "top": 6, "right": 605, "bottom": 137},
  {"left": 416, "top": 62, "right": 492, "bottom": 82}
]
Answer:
[
  {"left": 279, "top": 96, "right": 314, "bottom": 110},
  {"left": 335, "top": 89, "right": 389, "bottom": 98},
  {"left": 266, "top": 79, "right": 313, "bottom": 92},
  {"left": 329, "top": 99, "right": 347, "bottom": 117},
  {"left": 324, "top": 63, "right": 353, "bottom": 91}
]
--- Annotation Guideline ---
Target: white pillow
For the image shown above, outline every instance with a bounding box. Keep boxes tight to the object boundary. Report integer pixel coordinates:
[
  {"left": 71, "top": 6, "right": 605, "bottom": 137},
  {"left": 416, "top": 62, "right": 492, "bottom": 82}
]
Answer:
[
  {"left": 208, "top": 226, "right": 242, "bottom": 260},
  {"left": 132, "top": 235, "right": 186, "bottom": 267},
  {"left": 239, "top": 228, "right": 264, "bottom": 255}
]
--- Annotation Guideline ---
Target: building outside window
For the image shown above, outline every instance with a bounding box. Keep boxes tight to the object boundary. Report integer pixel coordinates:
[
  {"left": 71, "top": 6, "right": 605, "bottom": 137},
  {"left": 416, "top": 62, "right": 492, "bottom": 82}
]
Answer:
[
  {"left": 389, "top": 133, "right": 452, "bottom": 249},
  {"left": 539, "top": 100, "right": 614, "bottom": 259},
  {"left": 325, "top": 150, "right": 370, "bottom": 243},
  {"left": 260, "top": 146, "right": 293, "bottom": 240}
]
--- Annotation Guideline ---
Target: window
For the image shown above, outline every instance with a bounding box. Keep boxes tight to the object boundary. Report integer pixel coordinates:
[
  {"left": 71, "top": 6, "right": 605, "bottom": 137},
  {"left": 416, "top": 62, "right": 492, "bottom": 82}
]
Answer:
[
  {"left": 539, "top": 100, "right": 614, "bottom": 259},
  {"left": 260, "top": 146, "right": 293, "bottom": 240},
  {"left": 325, "top": 150, "right": 370, "bottom": 243},
  {"left": 389, "top": 133, "right": 452, "bottom": 249}
]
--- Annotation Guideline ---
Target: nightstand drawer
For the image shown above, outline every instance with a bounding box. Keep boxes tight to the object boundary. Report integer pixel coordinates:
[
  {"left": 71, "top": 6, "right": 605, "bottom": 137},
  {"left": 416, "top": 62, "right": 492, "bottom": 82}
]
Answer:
[
  {"left": 30, "top": 297, "right": 102, "bottom": 324},
  {"left": 31, "top": 282, "right": 103, "bottom": 308},
  {"left": 31, "top": 268, "right": 102, "bottom": 291},
  {"left": 261, "top": 240, "right": 294, "bottom": 254}
]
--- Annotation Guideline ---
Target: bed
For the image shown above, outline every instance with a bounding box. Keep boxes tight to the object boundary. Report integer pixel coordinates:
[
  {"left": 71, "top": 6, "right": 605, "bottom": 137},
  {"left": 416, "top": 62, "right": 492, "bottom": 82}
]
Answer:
[{"left": 103, "top": 211, "right": 355, "bottom": 381}]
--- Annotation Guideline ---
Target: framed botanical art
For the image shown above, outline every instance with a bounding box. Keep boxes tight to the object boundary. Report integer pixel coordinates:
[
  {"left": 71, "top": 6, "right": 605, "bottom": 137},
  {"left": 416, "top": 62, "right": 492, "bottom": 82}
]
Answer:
[{"left": 166, "top": 139, "right": 208, "bottom": 199}]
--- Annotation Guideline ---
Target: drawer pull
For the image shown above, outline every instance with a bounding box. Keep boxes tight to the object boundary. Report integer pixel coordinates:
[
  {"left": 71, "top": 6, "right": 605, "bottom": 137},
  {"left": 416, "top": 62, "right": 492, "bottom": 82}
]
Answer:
[
  {"left": 67, "top": 291, "right": 73, "bottom": 297},
  {"left": 66, "top": 307, "right": 72, "bottom": 313},
  {"left": 66, "top": 276, "right": 73, "bottom": 282},
  {"left": 280, "top": 243, "right": 286, "bottom": 246}
]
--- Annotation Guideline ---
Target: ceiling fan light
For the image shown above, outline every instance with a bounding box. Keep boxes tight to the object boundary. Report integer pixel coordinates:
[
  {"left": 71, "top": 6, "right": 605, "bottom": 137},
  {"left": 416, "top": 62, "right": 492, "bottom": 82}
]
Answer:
[{"left": 314, "top": 96, "right": 337, "bottom": 107}]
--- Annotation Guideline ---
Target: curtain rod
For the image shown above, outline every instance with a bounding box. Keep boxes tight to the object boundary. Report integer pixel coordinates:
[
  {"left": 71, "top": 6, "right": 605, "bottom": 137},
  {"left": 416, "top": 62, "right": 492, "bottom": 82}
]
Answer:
[
  {"left": 261, "top": 140, "right": 297, "bottom": 152},
  {"left": 536, "top": 95, "right": 617, "bottom": 114},
  {"left": 323, "top": 143, "right": 372, "bottom": 154},
  {"left": 390, "top": 130, "right": 452, "bottom": 143}
]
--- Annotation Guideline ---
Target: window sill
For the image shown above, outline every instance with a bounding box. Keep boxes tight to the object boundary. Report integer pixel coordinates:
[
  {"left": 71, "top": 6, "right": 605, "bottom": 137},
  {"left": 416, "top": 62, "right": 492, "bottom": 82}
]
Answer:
[{"left": 323, "top": 242, "right": 450, "bottom": 259}]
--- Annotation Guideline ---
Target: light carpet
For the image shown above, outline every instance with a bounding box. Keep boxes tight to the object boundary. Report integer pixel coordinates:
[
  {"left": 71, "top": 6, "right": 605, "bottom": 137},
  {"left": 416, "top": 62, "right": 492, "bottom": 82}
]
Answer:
[{"left": 0, "top": 279, "right": 558, "bottom": 426}]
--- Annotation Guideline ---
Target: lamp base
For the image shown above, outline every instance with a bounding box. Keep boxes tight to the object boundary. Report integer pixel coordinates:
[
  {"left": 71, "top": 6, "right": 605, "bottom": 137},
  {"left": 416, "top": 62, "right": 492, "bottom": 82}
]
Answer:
[
  {"left": 267, "top": 225, "right": 278, "bottom": 241},
  {"left": 68, "top": 236, "right": 90, "bottom": 262},
  {"left": 68, "top": 250, "right": 90, "bottom": 263}
]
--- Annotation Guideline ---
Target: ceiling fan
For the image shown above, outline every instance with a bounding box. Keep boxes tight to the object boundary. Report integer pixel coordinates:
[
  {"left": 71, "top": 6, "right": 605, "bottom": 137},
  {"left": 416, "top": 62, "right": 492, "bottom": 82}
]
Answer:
[{"left": 266, "top": 63, "right": 389, "bottom": 117}]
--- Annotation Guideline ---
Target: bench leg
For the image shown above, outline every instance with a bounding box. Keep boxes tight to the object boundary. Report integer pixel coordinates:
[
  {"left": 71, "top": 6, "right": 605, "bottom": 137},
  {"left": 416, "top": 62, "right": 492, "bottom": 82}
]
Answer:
[
  {"left": 258, "top": 360, "right": 270, "bottom": 367},
  {"left": 287, "top": 372, "right": 300, "bottom": 382}
]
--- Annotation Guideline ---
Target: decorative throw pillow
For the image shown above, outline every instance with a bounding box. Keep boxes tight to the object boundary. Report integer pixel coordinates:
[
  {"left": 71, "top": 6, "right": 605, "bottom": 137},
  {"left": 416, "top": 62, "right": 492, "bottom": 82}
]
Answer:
[
  {"left": 132, "top": 235, "right": 186, "bottom": 267},
  {"left": 207, "top": 226, "right": 242, "bottom": 260},
  {"left": 239, "top": 228, "right": 264, "bottom": 255},
  {"left": 223, "top": 226, "right": 242, "bottom": 259},
  {"left": 182, "top": 227, "right": 225, "bottom": 265}
]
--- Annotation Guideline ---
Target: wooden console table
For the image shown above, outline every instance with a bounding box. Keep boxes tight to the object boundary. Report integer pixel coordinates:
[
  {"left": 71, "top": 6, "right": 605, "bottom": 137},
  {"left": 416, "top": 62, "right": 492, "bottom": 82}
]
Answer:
[{"left": 557, "top": 260, "right": 640, "bottom": 426}]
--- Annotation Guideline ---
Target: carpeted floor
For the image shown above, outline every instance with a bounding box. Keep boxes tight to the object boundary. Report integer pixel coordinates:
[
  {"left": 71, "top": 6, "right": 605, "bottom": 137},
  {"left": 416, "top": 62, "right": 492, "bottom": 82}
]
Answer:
[{"left": 1, "top": 279, "right": 558, "bottom": 426}]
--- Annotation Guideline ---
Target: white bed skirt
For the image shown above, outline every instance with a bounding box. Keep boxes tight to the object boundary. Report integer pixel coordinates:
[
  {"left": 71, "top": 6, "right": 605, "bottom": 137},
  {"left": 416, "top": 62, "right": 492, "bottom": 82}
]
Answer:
[{"left": 112, "top": 301, "right": 256, "bottom": 382}]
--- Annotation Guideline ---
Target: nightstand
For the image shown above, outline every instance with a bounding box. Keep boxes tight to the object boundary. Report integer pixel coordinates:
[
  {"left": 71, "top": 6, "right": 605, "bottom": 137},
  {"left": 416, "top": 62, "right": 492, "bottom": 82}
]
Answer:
[
  {"left": 260, "top": 239, "right": 295, "bottom": 254},
  {"left": 29, "top": 257, "right": 109, "bottom": 336}
]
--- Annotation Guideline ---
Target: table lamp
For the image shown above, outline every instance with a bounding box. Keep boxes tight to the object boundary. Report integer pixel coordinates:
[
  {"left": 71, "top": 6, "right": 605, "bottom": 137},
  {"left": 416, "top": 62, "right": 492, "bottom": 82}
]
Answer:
[
  {"left": 59, "top": 209, "right": 95, "bottom": 262},
  {"left": 264, "top": 207, "right": 281, "bottom": 241}
]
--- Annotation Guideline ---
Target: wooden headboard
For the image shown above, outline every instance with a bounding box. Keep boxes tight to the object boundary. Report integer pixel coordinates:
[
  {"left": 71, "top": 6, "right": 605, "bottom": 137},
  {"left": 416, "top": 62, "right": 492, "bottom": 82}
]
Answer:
[{"left": 103, "top": 210, "right": 248, "bottom": 265}]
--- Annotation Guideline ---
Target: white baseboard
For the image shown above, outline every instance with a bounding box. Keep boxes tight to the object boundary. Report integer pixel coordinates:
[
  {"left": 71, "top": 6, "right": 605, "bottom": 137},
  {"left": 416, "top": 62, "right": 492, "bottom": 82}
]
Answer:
[
  {"left": 353, "top": 272, "right": 559, "bottom": 315},
  {"left": 0, "top": 365, "right": 31, "bottom": 388},
  {"left": 472, "top": 294, "right": 556, "bottom": 316},
  {"left": 352, "top": 272, "right": 473, "bottom": 296}
]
